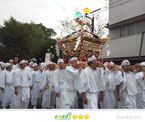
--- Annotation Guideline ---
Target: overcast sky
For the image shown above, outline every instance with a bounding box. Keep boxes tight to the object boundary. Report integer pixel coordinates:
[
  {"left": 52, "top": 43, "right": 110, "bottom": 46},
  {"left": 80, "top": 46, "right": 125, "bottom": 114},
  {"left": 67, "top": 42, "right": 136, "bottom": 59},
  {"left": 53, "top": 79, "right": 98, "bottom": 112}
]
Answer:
[{"left": 0, "top": 0, "right": 108, "bottom": 37}]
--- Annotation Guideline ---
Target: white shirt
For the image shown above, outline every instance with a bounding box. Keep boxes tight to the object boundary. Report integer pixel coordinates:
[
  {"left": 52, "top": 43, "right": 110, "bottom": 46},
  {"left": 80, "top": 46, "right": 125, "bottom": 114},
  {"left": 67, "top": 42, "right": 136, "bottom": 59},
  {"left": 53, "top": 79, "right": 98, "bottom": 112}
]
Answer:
[
  {"left": 52, "top": 69, "right": 66, "bottom": 93},
  {"left": 63, "top": 65, "right": 80, "bottom": 92},
  {"left": 5, "top": 70, "right": 14, "bottom": 85},
  {"left": 120, "top": 71, "right": 138, "bottom": 96},
  {"left": 78, "top": 67, "right": 105, "bottom": 94},
  {"left": 135, "top": 72, "right": 145, "bottom": 92}
]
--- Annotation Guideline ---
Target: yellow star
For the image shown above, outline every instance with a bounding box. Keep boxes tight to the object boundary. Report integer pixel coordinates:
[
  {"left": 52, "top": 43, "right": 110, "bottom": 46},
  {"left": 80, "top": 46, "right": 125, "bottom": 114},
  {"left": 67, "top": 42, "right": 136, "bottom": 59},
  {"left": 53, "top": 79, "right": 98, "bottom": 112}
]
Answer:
[
  {"left": 79, "top": 114, "right": 84, "bottom": 119},
  {"left": 85, "top": 114, "right": 89, "bottom": 119},
  {"left": 73, "top": 114, "right": 78, "bottom": 119}
]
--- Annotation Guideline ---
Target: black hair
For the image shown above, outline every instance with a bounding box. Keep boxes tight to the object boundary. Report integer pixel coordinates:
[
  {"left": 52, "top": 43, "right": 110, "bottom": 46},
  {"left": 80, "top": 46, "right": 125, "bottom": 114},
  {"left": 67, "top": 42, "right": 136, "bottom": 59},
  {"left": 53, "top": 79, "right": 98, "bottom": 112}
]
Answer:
[
  {"left": 88, "top": 61, "right": 92, "bottom": 67},
  {"left": 6, "top": 67, "right": 9, "bottom": 70}
]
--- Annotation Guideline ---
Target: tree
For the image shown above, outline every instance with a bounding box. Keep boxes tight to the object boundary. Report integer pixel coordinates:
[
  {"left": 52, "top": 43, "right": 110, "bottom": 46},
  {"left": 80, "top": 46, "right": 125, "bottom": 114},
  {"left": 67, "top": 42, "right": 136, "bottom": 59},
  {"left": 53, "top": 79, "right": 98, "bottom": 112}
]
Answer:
[{"left": 0, "top": 17, "right": 56, "bottom": 62}]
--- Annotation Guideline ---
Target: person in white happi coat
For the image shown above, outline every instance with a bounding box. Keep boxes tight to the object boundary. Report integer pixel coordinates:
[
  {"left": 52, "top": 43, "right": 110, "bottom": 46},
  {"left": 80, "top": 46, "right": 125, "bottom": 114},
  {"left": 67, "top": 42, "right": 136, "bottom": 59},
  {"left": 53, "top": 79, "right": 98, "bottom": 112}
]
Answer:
[
  {"left": 13, "top": 60, "right": 31, "bottom": 108},
  {"left": 62, "top": 57, "right": 83, "bottom": 109},
  {"left": 2, "top": 63, "right": 15, "bottom": 108},
  {"left": 118, "top": 60, "right": 138, "bottom": 109},
  {"left": 9, "top": 59, "right": 18, "bottom": 71},
  {"left": 38, "top": 62, "right": 47, "bottom": 105},
  {"left": 0, "top": 63, "right": 5, "bottom": 105},
  {"left": 40, "top": 61, "right": 55, "bottom": 108},
  {"left": 135, "top": 62, "right": 145, "bottom": 109},
  {"left": 111, "top": 64, "right": 124, "bottom": 108},
  {"left": 31, "top": 63, "right": 41, "bottom": 108},
  {"left": 52, "top": 59, "right": 66, "bottom": 109},
  {"left": 78, "top": 56, "right": 105, "bottom": 109},
  {"left": 25, "top": 62, "right": 34, "bottom": 72},
  {"left": 102, "top": 62, "right": 116, "bottom": 109}
]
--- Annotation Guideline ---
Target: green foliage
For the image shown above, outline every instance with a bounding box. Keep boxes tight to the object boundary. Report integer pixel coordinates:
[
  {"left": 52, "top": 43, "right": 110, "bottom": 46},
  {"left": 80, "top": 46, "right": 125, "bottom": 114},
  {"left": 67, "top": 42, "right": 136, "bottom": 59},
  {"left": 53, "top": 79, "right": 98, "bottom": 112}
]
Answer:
[{"left": 0, "top": 17, "right": 57, "bottom": 63}]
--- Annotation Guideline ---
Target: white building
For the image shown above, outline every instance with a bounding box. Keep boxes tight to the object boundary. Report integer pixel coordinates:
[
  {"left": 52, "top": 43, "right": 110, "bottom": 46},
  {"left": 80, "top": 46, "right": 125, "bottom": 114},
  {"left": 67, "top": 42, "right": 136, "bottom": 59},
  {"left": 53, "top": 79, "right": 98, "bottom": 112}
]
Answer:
[{"left": 103, "top": 0, "right": 145, "bottom": 63}]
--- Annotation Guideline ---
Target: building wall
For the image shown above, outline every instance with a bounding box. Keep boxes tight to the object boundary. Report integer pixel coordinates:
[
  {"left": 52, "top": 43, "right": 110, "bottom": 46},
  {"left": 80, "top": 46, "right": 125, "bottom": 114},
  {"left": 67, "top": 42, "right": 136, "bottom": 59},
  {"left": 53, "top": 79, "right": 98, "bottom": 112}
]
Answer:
[
  {"left": 141, "top": 33, "right": 145, "bottom": 56},
  {"left": 103, "top": 0, "right": 145, "bottom": 60},
  {"left": 103, "top": 33, "right": 143, "bottom": 58},
  {"left": 109, "top": 0, "right": 145, "bottom": 25},
  {"left": 110, "top": 20, "right": 145, "bottom": 39}
]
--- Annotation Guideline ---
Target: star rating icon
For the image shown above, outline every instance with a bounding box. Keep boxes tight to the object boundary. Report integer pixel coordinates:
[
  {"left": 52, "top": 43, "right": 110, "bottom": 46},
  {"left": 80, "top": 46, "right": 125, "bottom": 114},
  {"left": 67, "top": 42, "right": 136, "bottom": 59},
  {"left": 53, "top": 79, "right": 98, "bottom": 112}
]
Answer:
[
  {"left": 73, "top": 114, "right": 78, "bottom": 119},
  {"left": 72, "top": 114, "right": 89, "bottom": 120}
]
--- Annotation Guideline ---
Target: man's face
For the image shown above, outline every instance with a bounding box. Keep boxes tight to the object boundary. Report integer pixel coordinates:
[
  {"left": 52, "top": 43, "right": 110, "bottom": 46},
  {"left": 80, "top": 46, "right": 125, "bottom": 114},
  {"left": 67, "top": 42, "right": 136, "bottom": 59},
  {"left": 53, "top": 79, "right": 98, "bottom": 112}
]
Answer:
[
  {"left": 33, "top": 66, "right": 38, "bottom": 71},
  {"left": 58, "top": 62, "right": 65, "bottom": 69},
  {"left": 135, "top": 64, "right": 141, "bottom": 72},
  {"left": 142, "top": 67, "right": 145, "bottom": 72},
  {"left": 71, "top": 60, "right": 78, "bottom": 68},
  {"left": 122, "top": 65, "right": 130, "bottom": 72},
  {"left": 9, "top": 61, "right": 13, "bottom": 65},
  {"left": 48, "top": 64, "right": 54, "bottom": 70},
  {"left": 30, "top": 63, "right": 34, "bottom": 68},
  {"left": 25, "top": 62, "right": 28, "bottom": 66},
  {"left": 20, "top": 64, "right": 26, "bottom": 69},
  {"left": 8, "top": 65, "right": 12, "bottom": 71},
  {"left": 91, "top": 60, "right": 98, "bottom": 69},
  {"left": 1, "top": 67, "right": 5, "bottom": 70}
]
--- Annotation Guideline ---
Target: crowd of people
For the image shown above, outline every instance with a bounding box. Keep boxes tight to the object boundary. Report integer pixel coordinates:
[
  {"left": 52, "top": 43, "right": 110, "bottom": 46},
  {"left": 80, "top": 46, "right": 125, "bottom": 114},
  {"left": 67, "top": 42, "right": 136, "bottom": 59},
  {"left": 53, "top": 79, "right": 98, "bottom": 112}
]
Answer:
[{"left": 0, "top": 56, "right": 145, "bottom": 109}]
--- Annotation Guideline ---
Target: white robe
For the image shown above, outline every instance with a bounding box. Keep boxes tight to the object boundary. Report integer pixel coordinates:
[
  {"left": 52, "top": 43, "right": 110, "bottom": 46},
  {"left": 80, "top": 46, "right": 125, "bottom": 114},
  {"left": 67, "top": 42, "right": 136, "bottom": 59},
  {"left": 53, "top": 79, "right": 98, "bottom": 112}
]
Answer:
[
  {"left": 135, "top": 72, "right": 145, "bottom": 109},
  {"left": 52, "top": 69, "right": 66, "bottom": 109},
  {"left": 2, "top": 70, "right": 15, "bottom": 108},
  {"left": 120, "top": 72, "right": 138, "bottom": 109},
  {"left": 62, "top": 65, "right": 80, "bottom": 109},
  {"left": 112, "top": 70, "right": 124, "bottom": 108},
  {"left": 31, "top": 70, "right": 41, "bottom": 106},
  {"left": 102, "top": 69, "right": 116, "bottom": 109},
  {"left": 13, "top": 64, "right": 18, "bottom": 71},
  {"left": 78, "top": 67, "right": 105, "bottom": 109},
  {"left": 12, "top": 68, "right": 30, "bottom": 108},
  {"left": 0, "top": 69, "right": 5, "bottom": 103},
  {"left": 39, "top": 70, "right": 54, "bottom": 108}
]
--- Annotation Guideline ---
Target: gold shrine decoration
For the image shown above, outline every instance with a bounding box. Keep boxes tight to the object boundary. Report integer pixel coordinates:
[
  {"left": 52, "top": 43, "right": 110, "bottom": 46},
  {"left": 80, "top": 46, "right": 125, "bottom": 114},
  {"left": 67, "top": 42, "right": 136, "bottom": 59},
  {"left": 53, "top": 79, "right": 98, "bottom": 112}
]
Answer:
[{"left": 56, "top": 29, "right": 106, "bottom": 62}]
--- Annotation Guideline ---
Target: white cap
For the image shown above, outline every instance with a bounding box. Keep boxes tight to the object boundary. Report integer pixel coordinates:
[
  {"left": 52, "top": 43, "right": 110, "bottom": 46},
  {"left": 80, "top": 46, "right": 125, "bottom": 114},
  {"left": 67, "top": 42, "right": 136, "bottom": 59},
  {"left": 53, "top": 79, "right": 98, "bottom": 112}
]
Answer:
[
  {"left": 19, "top": 60, "right": 26, "bottom": 65},
  {"left": 33, "top": 63, "right": 38, "bottom": 67},
  {"left": 88, "top": 55, "right": 97, "bottom": 63},
  {"left": 104, "top": 62, "right": 110, "bottom": 67},
  {"left": 1, "top": 63, "right": 5, "bottom": 67},
  {"left": 5, "top": 63, "right": 11, "bottom": 67},
  {"left": 9, "top": 59, "right": 13, "bottom": 62},
  {"left": 57, "top": 59, "right": 64, "bottom": 64},
  {"left": 0, "top": 61, "right": 3, "bottom": 65},
  {"left": 121, "top": 60, "right": 130, "bottom": 66},
  {"left": 140, "top": 62, "right": 145, "bottom": 67},
  {"left": 70, "top": 57, "right": 78, "bottom": 62},
  {"left": 110, "top": 61, "right": 115, "bottom": 66},
  {"left": 25, "top": 60, "right": 28, "bottom": 63},
  {"left": 47, "top": 61, "right": 54, "bottom": 65},
  {"left": 29, "top": 62, "right": 34, "bottom": 65}
]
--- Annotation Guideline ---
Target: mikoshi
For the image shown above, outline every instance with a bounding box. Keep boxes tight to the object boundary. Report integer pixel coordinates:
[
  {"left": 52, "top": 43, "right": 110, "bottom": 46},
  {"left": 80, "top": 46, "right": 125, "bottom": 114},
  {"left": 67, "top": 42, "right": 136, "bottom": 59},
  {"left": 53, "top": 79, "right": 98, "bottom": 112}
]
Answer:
[{"left": 56, "top": 29, "right": 106, "bottom": 63}]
